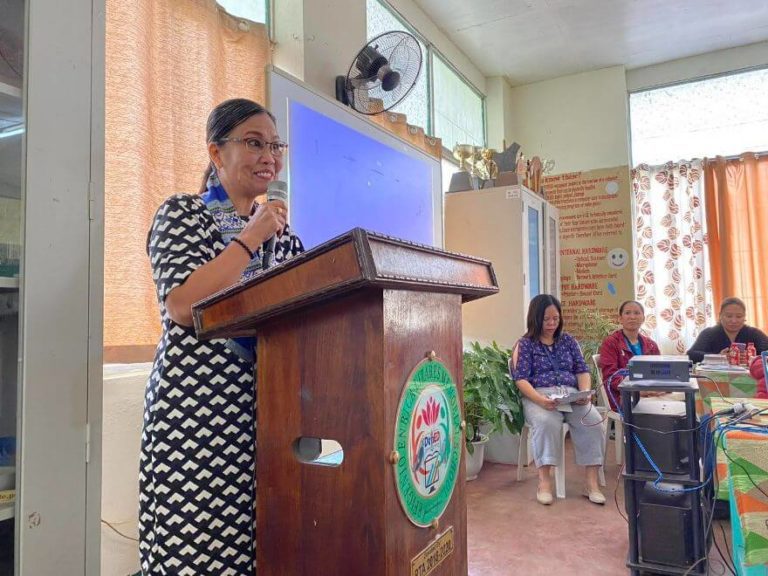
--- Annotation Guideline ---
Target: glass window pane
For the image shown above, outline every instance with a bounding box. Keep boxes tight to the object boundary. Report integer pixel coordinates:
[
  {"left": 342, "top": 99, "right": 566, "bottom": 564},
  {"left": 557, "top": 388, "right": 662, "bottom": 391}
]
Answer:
[
  {"left": 366, "top": 0, "right": 429, "bottom": 131},
  {"left": 433, "top": 54, "right": 484, "bottom": 150},
  {"left": 0, "top": 0, "right": 23, "bottom": 570},
  {"left": 630, "top": 68, "right": 768, "bottom": 166},
  {"left": 528, "top": 206, "right": 540, "bottom": 298},
  {"left": 216, "top": 0, "right": 266, "bottom": 23}
]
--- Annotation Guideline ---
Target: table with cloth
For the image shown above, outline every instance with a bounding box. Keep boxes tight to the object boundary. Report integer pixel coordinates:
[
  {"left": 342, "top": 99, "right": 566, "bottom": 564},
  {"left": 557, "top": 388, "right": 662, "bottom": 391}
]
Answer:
[
  {"left": 694, "top": 367, "right": 758, "bottom": 416},
  {"left": 709, "top": 397, "right": 768, "bottom": 574}
]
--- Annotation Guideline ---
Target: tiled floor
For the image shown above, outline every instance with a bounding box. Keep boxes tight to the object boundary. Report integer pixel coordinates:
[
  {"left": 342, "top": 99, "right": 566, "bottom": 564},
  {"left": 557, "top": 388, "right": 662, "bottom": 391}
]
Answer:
[
  {"left": 465, "top": 441, "right": 733, "bottom": 576},
  {"left": 466, "top": 452, "right": 628, "bottom": 576}
]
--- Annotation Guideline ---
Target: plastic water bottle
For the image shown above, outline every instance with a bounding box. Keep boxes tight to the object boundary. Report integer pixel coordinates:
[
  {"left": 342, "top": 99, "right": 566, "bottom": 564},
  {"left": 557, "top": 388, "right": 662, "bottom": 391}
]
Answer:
[{"left": 747, "top": 342, "right": 757, "bottom": 365}]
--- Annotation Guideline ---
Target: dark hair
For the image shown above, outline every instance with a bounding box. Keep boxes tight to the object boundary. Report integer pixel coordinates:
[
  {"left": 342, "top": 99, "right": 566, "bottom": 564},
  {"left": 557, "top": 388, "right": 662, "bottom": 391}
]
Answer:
[
  {"left": 524, "top": 294, "right": 563, "bottom": 341},
  {"left": 719, "top": 297, "right": 746, "bottom": 315},
  {"left": 199, "top": 98, "right": 277, "bottom": 193},
  {"left": 619, "top": 300, "right": 644, "bottom": 315}
]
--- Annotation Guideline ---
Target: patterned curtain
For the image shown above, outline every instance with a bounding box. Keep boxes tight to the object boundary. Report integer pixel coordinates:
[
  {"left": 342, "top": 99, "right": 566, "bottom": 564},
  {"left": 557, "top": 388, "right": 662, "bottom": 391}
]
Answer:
[
  {"left": 104, "top": 0, "right": 272, "bottom": 362},
  {"left": 632, "top": 160, "right": 713, "bottom": 353}
]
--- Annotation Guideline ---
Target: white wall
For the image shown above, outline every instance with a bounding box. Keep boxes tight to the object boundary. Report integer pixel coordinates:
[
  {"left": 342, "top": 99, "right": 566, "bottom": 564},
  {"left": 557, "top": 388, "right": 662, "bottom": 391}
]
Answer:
[
  {"left": 485, "top": 76, "right": 514, "bottom": 151},
  {"left": 101, "top": 364, "right": 149, "bottom": 576},
  {"left": 273, "top": 0, "right": 367, "bottom": 100},
  {"left": 271, "top": 0, "right": 305, "bottom": 82},
  {"left": 302, "top": 0, "right": 367, "bottom": 98},
  {"left": 507, "top": 66, "right": 631, "bottom": 173},
  {"left": 627, "top": 40, "right": 768, "bottom": 92}
]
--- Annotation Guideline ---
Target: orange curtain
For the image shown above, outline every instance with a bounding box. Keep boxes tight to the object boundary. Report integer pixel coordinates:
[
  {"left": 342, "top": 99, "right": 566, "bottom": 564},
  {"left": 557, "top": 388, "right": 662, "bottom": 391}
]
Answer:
[
  {"left": 104, "top": 0, "right": 272, "bottom": 362},
  {"left": 704, "top": 154, "right": 768, "bottom": 331}
]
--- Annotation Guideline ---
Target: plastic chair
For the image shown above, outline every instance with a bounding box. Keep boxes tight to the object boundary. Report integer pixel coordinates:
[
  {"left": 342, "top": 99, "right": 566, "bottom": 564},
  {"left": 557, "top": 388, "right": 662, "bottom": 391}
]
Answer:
[{"left": 593, "top": 353, "right": 624, "bottom": 465}]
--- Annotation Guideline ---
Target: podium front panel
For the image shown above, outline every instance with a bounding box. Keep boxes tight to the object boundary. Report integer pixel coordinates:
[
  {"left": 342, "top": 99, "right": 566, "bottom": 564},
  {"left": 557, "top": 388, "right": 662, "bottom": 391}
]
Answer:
[{"left": 254, "top": 289, "right": 466, "bottom": 575}]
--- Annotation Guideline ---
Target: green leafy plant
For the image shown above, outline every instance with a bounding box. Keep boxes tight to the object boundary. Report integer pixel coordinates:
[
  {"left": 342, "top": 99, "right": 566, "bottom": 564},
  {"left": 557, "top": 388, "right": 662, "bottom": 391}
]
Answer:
[
  {"left": 573, "top": 309, "right": 617, "bottom": 387},
  {"left": 463, "top": 341, "right": 524, "bottom": 453}
]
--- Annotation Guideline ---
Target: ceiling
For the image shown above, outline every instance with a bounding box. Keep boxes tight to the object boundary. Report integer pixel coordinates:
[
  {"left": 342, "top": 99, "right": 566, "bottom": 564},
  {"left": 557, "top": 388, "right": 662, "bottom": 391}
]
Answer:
[{"left": 414, "top": 0, "right": 768, "bottom": 85}]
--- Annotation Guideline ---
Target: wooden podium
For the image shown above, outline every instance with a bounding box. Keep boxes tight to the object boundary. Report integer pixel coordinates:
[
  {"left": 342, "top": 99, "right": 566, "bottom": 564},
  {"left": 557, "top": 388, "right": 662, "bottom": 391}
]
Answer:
[{"left": 193, "top": 229, "right": 498, "bottom": 575}]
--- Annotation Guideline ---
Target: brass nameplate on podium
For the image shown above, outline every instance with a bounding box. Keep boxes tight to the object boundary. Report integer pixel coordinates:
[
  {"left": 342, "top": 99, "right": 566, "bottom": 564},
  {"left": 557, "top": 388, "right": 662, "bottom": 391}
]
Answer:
[{"left": 411, "top": 527, "right": 454, "bottom": 576}]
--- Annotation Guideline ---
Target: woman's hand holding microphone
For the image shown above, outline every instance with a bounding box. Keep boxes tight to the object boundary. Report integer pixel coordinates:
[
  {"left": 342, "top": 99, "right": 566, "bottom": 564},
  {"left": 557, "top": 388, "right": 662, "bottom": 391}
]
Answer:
[{"left": 237, "top": 199, "right": 287, "bottom": 254}]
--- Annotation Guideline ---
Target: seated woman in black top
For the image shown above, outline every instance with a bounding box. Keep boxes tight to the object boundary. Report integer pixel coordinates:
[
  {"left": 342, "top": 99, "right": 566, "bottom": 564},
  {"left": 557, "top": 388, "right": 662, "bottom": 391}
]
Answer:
[{"left": 687, "top": 297, "right": 768, "bottom": 363}]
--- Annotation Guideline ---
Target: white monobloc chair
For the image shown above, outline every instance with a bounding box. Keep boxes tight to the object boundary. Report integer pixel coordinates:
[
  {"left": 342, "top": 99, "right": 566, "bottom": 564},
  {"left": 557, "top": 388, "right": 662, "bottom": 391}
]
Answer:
[{"left": 592, "top": 353, "right": 624, "bottom": 465}]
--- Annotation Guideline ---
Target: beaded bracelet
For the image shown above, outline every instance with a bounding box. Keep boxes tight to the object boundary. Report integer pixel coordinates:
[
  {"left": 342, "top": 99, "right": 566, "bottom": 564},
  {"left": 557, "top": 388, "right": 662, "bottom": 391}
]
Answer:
[{"left": 232, "top": 237, "right": 255, "bottom": 260}]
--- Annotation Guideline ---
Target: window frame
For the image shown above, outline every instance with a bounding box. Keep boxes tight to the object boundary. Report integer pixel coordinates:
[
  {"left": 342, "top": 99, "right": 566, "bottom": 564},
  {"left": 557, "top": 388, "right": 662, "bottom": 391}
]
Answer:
[
  {"left": 366, "top": 0, "right": 432, "bottom": 134},
  {"left": 627, "top": 65, "right": 768, "bottom": 167},
  {"left": 215, "top": 0, "right": 269, "bottom": 29},
  {"left": 368, "top": 0, "right": 486, "bottom": 150},
  {"left": 430, "top": 47, "right": 487, "bottom": 154}
]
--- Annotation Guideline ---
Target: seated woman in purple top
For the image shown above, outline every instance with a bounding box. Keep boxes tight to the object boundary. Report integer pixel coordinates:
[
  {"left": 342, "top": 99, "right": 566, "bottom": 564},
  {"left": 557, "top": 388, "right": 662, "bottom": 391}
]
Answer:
[{"left": 512, "top": 294, "right": 605, "bottom": 506}]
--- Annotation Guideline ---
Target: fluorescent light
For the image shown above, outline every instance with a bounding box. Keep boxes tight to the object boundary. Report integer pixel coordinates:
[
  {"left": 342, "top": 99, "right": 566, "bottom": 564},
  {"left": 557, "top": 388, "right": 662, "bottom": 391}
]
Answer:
[{"left": 0, "top": 126, "right": 24, "bottom": 139}]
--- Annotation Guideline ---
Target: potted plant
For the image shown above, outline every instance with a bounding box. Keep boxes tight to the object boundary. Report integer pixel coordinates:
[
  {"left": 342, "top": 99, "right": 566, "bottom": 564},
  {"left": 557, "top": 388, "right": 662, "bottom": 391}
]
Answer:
[
  {"left": 574, "top": 308, "right": 617, "bottom": 388},
  {"left": 463, "top": 341, "right": 524, "bottom": 480}
]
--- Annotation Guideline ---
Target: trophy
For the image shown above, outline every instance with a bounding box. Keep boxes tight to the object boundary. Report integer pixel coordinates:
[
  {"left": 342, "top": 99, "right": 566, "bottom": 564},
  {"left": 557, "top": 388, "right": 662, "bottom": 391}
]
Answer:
[
  {"left": 448, "top": 144, "right": 475, "bottom": 192},
  {"left": 469, "top": 146, "right": 484, "bottom": 189},
  {"left": 537, "top": 158, "right": 555, "bottom": 199},
  {"left": 475, "top": 148, "right": 499, "bottom": 185},
  {"left": 529, "top": 156, "right": 543, "bottom": 194},
  {"left": 453, "top": 144, "right": 474, "bottom": 172}
]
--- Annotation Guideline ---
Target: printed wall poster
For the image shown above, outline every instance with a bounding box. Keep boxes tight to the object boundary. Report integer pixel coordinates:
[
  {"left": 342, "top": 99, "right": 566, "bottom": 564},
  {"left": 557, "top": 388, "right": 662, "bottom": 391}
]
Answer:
[{"left": 544, "top": 166, "right": 633, "bottom": 338}]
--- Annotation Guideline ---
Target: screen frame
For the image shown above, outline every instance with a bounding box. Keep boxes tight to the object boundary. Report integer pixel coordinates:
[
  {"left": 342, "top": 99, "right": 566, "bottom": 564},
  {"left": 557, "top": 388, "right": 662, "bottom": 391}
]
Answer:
[{"left": 266, "top": 65, "right": 444, "bottom": 248}]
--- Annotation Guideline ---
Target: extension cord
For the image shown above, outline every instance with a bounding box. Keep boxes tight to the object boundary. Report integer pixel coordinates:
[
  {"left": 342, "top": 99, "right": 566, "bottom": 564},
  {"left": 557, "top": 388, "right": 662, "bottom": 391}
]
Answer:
[{"left": 730, "top": 402, "right": 757, "bottom": 416}]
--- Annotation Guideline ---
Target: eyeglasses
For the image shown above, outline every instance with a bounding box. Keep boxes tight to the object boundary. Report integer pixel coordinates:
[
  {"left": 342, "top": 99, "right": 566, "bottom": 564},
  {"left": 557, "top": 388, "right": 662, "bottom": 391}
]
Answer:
[{"left": 218, "top": 137, "right": 288, "bottom": 157}]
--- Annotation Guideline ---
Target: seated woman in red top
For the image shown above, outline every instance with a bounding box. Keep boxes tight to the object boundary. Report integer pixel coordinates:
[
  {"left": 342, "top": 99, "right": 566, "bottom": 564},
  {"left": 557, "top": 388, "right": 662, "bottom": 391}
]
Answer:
[{"left": 598, "top": 300, "right": 661, "bottom": 410}]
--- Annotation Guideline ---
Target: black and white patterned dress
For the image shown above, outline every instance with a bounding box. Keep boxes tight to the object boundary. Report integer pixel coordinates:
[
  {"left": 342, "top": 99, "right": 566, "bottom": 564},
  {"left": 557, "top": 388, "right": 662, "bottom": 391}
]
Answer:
[{"left": 140, "top": 194, "right": 304, "bottom": 575}]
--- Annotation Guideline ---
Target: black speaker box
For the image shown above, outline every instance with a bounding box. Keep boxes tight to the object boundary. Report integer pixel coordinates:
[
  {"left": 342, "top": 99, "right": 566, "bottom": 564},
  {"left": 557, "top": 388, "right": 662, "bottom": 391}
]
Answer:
[
  {"left": 638, "top": 482, "right": 695, "bottom": 567},
  {"left": 631, "top": 400, "right": 692, "bottom": 475}
]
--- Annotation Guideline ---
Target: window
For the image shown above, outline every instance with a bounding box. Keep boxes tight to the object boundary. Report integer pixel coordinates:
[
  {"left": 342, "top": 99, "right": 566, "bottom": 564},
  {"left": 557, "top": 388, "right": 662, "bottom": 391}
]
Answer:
[
  {"left": 366, "top": 0, "right": 429, "bottom": 131},
  {"left": 630, "top": 68, "right": 768, "bottom": 166},
  {"left": 366, "top": 0, "right": 485, "bottom": 150},
  {"left": 216, "top": 0, "right": 267, "bottom": 23},
  {"left": 433, "top": 53, "right": 485, "bottom": 150}
]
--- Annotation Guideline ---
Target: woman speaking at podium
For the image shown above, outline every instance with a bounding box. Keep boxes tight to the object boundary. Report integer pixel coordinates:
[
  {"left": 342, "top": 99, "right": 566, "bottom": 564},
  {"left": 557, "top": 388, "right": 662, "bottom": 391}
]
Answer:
[{"left": 140, "top": 99, "right": 304, "bottom": 575}]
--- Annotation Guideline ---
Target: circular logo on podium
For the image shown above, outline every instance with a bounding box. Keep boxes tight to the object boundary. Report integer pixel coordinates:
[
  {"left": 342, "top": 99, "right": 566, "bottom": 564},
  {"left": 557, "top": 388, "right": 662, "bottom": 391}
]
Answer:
[{"left": 394, "top": 357, "right": 462, "bottom": 527}]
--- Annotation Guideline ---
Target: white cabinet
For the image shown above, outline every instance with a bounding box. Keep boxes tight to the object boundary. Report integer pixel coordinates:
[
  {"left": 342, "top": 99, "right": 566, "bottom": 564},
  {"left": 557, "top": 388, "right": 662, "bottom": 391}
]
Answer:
[
  {"left": 444, "top": 184, "right": 560, "bottom": 349},
  {"left": 0, "top": 0, "right": 104, "bottom": 573}
]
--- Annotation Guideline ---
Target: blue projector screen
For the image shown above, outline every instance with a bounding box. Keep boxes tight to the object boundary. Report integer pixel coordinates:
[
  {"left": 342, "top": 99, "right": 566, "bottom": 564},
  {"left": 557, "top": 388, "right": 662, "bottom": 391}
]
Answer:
[{"left": 288, "top": 100, "right": 435, "bottom": 249}]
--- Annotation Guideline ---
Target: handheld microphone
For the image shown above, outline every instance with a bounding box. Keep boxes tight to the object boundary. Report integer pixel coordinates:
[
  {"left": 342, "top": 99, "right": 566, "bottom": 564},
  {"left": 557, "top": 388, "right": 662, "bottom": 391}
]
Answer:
[{"left": 262, "top": 180, "right": 288, "bottom": 270}]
